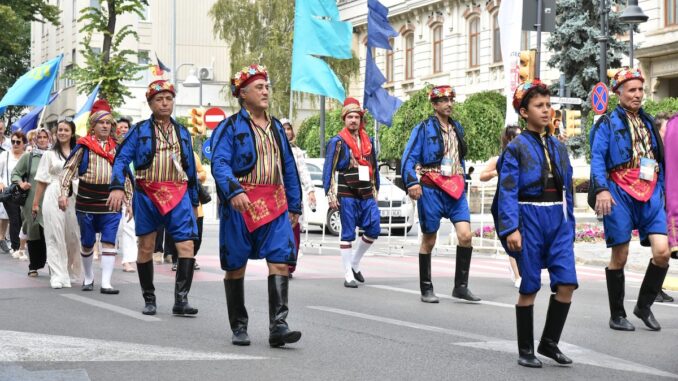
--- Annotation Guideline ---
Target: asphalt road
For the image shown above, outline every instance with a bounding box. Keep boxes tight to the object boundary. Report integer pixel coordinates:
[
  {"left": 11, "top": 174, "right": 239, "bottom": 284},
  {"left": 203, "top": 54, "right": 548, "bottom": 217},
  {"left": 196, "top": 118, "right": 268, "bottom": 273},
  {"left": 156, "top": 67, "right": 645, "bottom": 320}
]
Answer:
[{"left": 1, "top": 224, "right": 677, "bottom": 381}]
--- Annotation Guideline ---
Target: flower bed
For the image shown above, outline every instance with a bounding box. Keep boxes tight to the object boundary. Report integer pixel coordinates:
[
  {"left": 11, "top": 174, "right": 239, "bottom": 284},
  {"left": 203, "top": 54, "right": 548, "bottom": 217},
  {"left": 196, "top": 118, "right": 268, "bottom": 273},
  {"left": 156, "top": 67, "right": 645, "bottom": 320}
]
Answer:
[{"left": 474, "top": 223, "right": 639, "bottom": 243}]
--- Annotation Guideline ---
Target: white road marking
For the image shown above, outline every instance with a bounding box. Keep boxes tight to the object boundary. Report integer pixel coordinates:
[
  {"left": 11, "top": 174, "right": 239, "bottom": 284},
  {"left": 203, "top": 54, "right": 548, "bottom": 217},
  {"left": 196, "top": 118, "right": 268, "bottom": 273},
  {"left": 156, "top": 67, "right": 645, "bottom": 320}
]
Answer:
[
  {"left": 309, "top": 306, "right": 678, "bottom": 379},
  {"left": 455, "top": 340, "right": 678, "bottom": 379},
  {"left": 627, "top": 299, "right": 678, "bottom": 308},
  {"left": 0, "top": 330, "right": 267, "bottom": 362},
  {"left": 367, "top": 284, "right": 515, "bottom": 309},
  {"left": 61, "top": 294, "right": 162, "bottom": 322}
]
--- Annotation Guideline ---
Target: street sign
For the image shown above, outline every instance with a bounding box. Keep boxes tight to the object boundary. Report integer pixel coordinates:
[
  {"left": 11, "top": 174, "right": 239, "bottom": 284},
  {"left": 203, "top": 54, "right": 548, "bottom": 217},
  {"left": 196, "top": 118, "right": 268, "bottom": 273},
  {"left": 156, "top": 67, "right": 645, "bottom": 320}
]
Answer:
[
  {"left": 522, "top": 0, "right": 556, "bottom": 33},
  {"left": 550, "top": 97, "right": 583, "bottom": 105},
  {"left": 202, "top": 138, "right": 212, "bottom": 161},
  {"left": 591, "top": 82, "right": 609, "bottom": 115},
  {"left": 203, "top": 107, "right": 226, "bottom": 130}
]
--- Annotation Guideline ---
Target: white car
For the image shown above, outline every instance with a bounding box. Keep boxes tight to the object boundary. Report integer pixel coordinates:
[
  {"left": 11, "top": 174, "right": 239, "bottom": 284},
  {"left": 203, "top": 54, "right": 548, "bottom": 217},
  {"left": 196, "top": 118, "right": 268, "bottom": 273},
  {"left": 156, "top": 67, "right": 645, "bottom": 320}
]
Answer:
[{"left": 302, "top": 158, "right": 415, "bottom": 236}]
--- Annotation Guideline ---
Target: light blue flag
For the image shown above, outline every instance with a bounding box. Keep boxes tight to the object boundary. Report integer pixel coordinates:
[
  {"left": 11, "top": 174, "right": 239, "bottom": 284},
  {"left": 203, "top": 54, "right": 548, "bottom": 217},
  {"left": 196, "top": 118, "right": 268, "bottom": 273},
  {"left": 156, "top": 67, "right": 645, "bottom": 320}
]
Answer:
[
  {"left": 291, "top": 0, "right": 353, "bottom": 102},
  {"left": 0, "top": 55, "right": 63, "bottom": 108},
  {"left": 10, "top": 92, "right": 60, "bottom": 134}
]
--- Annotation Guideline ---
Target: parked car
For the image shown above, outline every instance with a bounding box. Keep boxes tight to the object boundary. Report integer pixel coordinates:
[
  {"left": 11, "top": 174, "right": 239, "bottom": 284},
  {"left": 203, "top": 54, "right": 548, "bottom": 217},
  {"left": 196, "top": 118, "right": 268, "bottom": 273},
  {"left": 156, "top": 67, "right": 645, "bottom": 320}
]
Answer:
[{"left": 303, "top": 158, "right": 415, "bottom": 236}]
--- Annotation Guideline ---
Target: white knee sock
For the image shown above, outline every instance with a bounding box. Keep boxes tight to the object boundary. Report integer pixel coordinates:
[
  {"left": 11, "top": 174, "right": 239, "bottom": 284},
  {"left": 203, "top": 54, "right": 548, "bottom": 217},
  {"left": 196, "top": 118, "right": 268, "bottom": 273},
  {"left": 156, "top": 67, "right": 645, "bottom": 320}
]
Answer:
[
  {"left": 351, "top": 236, "right": 375, "bottom": 273},
  {"left": 81, "top": 250, "right": 94, "bottom": 285},
  {"left": 340, "top": 242, "right": 355, "bottom": 282},
  {"left": 100, "top": 249, "right": 117, "bottom": 289}
]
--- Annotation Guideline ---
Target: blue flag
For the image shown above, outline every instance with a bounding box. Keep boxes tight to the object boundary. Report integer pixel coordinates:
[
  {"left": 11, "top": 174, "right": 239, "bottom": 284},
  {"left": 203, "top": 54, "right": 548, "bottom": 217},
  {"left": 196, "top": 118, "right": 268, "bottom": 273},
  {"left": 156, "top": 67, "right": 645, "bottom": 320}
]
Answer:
[
  {"left": 0, "top": 55, "right": 63, "bottom": 109},
  {"left": 10, "top": 92, "right": 60, "bottom": 134},
  {"left": 364, "top": 0, "right": 402, "bottom": 127},
  {"left": 291, "top": 0, "right": 352, "bottom": 102}
]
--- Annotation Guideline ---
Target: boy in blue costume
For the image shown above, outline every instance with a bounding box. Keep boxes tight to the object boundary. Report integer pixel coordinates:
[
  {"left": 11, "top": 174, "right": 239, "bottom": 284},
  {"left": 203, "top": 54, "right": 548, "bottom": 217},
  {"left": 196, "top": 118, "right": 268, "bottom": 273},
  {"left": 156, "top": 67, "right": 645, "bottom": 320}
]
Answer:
[
  {"left": 323, "top": 97, "right": 380, "bottom": 288},
  {"left": 401, "top": 85, "right": 479, "bottom": 303},
  {"left": 590, "top": 68, "right": 670, "bottom": 331},
  {"left": 210, "top": 64, "right": 302, "bottom": 348},
  {"left": 493, "top": 80, "right": 577, "bottom": 368},
  {"left": 108, "top": 80, "right": 200, "bottom": 316}
]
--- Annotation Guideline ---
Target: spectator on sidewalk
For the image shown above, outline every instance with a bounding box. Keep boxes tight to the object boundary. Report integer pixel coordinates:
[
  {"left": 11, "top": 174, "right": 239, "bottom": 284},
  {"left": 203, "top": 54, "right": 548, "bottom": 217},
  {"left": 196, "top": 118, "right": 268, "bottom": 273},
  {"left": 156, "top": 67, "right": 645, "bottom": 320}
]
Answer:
[{"left": 0, "top": 131, "right": 27, "bottom": 258}]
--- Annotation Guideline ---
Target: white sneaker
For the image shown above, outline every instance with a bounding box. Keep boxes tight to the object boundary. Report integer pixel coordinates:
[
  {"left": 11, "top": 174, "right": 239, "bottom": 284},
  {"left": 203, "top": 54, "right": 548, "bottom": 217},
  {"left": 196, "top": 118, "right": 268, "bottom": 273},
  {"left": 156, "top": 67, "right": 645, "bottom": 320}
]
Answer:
[
  {"left": 19, "top": 251, "right": 28, "bottom": 261},
  {"left": 11, "top": 249, "right": 21, "bottom": 259}
]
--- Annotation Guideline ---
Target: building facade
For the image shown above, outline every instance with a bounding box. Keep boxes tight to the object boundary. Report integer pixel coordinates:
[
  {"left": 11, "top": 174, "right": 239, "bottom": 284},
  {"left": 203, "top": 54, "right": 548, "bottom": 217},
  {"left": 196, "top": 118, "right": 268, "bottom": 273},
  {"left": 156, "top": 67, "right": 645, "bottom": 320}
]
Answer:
[
  {"left": 635, "top": 0, "right": 678, "bottom": 99},
  {"left": 31, "top": 0, "right": 233, "bottom": 128},
  {"left": 338, "top": 0, "right": 561, "bottom": 103}
]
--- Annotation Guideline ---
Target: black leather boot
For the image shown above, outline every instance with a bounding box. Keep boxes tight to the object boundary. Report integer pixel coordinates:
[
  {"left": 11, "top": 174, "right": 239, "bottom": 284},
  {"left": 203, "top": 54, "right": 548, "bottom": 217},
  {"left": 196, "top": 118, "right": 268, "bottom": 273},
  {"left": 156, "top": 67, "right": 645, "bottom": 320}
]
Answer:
[
  {"left": 224, "top": 278, "right": 250, "bottom": 346},
  {"left": 516, "top": 305, "right": 542, "bottom": 368},
  {"left": 136, "top": 260, "right": 156, "bottom": 315},
  {"left": 452, "top": 246, "right": 480, "bottom": 301},
  {"left": 605, "top": 267, "right": 635, "bottom": 331},
  {"left": 537, "top": 295, "right": 573, "bottom": 364},
  {"left": 268, "top": 275, "right": 301, "bottom": 347},
  {"left": 655, "top": 290, "right": 674, "bottom": 303},
  {"left": 172, "top": 258, "right": 198, "bottom": 315},
  {"left": 419, "top": 254, "right": 439, "bottom": 303},
  {"left": 633, "top": 260, "right": 668, "bottom": 331}
]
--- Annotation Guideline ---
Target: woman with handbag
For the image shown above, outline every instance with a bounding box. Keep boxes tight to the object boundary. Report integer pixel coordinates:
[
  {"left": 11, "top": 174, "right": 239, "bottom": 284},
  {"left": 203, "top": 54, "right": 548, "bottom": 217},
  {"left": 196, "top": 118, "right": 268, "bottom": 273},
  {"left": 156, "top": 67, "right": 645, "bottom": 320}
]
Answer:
[
  {"left": 32, "top": 120, "right": 81, "bottom": 288},
  {"left": 0, "top": 131, "right": 27, "bottom": 259},
  {"left": 11, "top": 128, "right": 51, "bottom": 277}
]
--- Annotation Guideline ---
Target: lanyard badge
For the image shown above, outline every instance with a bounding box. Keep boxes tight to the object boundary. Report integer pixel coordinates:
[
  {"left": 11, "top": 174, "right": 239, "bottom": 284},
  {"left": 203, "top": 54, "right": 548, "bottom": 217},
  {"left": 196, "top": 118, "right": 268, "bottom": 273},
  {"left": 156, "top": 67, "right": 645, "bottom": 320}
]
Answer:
[{"left": 639, "top": 157, "right": 657, "bottom": 181}]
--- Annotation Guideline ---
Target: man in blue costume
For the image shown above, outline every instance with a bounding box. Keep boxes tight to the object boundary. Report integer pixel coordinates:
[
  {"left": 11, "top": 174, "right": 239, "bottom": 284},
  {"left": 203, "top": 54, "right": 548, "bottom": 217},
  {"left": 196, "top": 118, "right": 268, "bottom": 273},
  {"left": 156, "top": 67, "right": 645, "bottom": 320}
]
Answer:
[
  {"left": 401, "top": 85, "right": 479, "bottom": 303},
  {"left": 323, "top": 97, "right": 380, "bottom": 288},
  {"left": 108, "top": 80, "right": 200, "bottom": 316},
  {"left": 590, "top": 67, "right": 670, "bottom": 332},
  {"left": 210, "top": 64, "right": 302, "bottom": 348},
  {"left": 493, "top": 80, "right": 577, "bottom": 368}
]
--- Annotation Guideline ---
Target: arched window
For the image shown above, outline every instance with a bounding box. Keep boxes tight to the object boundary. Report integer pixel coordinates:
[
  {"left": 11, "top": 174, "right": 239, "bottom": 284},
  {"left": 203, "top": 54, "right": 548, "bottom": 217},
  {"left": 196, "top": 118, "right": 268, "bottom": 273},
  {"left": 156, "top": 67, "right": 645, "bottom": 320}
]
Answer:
[
  {"left": 667, "top": 0, "right": 678, "bottom": 26},
  {"left": 404, "top": 33, "right": 414, "bottom": 80},
  {"left": 432, "top": 24, "right": 443, "bottom": 73},
  {"left": 469, "top": 17, "right": 480, "bottom": 68},
  {"left": 386, "top": 38, "right": 394, "bottom": 82},
  {"left": 492, "top": 13, "right": 502, "bottom": 63}
]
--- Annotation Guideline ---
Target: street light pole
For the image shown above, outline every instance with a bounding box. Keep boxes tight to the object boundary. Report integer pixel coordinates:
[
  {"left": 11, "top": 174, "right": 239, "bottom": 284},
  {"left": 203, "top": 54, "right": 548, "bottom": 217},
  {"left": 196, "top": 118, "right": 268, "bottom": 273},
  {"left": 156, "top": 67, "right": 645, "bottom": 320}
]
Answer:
[
  {"left": 598, "top": 0, "right": 609, "bottom": 85},
  {"left": 619, "top": 0, "right": 648, "bottom": 68}
]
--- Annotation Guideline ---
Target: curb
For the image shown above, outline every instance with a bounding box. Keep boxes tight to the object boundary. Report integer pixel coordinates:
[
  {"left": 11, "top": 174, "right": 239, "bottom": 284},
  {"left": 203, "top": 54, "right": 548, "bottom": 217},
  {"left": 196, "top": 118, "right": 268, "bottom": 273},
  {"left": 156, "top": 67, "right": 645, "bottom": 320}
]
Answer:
[{"left": 663, "top": 276, "right": 678, "bottom": 291}]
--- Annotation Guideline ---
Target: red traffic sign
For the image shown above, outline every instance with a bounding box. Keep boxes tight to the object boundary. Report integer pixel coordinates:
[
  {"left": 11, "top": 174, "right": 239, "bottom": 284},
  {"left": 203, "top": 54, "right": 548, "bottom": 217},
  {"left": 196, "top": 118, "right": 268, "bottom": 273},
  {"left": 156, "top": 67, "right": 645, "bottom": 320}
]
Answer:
[
  {"left": 203, "top": 107, "right": 227, "bottom": 129},
  {"left": 591, "top": 82, "right": 609, "bottom": 115}
]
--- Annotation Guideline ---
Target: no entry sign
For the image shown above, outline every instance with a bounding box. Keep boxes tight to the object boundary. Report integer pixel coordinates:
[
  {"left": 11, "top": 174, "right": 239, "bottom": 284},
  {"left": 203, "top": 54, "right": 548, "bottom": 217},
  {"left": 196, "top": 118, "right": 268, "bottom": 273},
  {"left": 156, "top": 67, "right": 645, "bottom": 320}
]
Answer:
[
  {"left": 591, "top": 82, "right": 609, "bottom": 115},
  {"left": 203, "top": 107, "right": 226, "bottom": 129}
]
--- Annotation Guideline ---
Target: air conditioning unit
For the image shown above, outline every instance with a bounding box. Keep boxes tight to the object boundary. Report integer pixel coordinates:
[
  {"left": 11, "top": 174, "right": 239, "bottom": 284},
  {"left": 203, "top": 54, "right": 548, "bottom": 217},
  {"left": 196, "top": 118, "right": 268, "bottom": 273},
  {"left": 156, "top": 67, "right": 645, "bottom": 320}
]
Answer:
[{"left": 198, "top": 67, "right": 214, "bottom": 81}]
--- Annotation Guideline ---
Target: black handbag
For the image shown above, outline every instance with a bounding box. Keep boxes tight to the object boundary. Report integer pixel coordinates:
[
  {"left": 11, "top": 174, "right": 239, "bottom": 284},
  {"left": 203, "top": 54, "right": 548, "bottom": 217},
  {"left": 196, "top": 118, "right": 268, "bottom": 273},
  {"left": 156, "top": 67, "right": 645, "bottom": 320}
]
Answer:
[
  {"left": 197, "top": 183, "right": 211, "bottom": 204},
  {"left": 1, "top": 152, "right": 31, "bottom": 206}
]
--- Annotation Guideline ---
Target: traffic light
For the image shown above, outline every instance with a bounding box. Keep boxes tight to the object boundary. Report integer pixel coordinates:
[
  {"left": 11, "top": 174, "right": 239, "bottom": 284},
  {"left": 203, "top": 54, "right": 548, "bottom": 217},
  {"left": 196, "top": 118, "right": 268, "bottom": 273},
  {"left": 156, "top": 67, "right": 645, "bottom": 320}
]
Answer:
[
  {"left": 519, "top": 50, "right": 536, "bottom": 83},
  {"left": 564, "top": 109, "right": 582, "bottom": 136},
  {"left": 190, "top": 107, "right": 206, "bottom": 136}
]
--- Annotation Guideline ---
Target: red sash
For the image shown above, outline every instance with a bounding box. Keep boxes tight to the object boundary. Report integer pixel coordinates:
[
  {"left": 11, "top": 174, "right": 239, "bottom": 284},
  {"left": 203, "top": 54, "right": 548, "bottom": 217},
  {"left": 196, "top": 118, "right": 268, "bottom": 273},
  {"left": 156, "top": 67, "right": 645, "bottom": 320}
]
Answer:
[
  {"left": 422, "top": 172, "right": 465, "bottom": 200},
  {"left": 610, "top": 168, "right": 657, "bottom": 202},
  {"left": 241, "top": 183, "right": 288, "bottom": 233},
  {"left": 137, "top": 180, "right": 187, "bottom": 216}
]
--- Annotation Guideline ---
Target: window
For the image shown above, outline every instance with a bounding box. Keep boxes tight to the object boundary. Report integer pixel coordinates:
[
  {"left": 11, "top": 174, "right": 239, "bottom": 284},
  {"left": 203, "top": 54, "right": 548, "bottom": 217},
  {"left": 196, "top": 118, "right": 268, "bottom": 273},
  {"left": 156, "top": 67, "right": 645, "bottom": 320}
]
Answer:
[
  {"left": 404, "top": 33, "right": 414, "bottom": 80},
  {"left": 521, "top": 31, "right": 531, "bottom": 50},
  {"left": 137, "top": 50, "right": 150, "bottom": 85},
  {"left": 492, "top": 13, "right": 502, "bottom": 63},
  {"left": 667, "top": 0, "right": 678, "bottom": 26},
  {"left": 90, "top": 0, "right": 100, "bottom": 9},
  {"left": 72, "top": 0, "right": 77, "bottom": 21},
  {"left": 141, "top": 4, "right": 150, "bottom": 21},
  {"left": 469, "top": 17, "right": 480, "bottom": 68},
  {"left": 432, "top": 25, "right": 443, "bottom": 73},
  {"left": 385, "top": 38, "right": 394, "bottom": 82}
]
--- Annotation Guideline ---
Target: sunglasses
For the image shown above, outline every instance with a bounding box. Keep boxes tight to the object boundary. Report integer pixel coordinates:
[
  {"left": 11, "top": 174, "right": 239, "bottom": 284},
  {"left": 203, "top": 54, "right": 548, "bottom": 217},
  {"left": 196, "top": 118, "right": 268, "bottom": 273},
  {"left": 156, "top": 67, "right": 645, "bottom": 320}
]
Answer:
[
  {"left": 11, "top": 140, "right": 23, "bottom": 145},
  {"left": 58, "top": 117, "right": 74, "bottom": 123}
]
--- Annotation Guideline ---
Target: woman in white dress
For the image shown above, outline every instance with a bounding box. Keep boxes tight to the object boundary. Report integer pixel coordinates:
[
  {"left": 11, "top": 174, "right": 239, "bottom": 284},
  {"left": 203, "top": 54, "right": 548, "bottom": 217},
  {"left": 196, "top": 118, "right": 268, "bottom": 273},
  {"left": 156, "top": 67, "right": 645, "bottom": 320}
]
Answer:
[{"left": 32, "top": 120, "right": 81, "bottom": 288}]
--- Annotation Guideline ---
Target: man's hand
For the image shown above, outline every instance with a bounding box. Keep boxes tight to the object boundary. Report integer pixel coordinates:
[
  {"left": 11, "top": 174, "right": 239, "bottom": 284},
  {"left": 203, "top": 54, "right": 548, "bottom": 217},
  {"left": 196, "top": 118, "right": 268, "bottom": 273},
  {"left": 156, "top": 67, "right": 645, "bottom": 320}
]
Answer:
[
  {"left": 106, "top": 190, "right": 126, "bottom": 212},
  {"left": 289, "top": 213, "right": 300, "bottom": 227},
  {"left": 19, "top": 181, "right": 31, "bottom": 191},
  {"left": 58, "top": 196, "right": 68, "bottom": 211},
  {"left": 0, "top": 183, "right": 5, "bottom": 192},
  {"left": 230, "top": 193, "right": 251, "bottom": 213},
  {"left": 329, "top": 198, "right": 339, "bottom": 210},
  {"left": 507, "top": 230, "right": 522, "bottom": 252},
  {"left": 595, "top": 190, "right": 616, "bottom": 216},
  {"left": 408, "top": 184, "right": 422, "bottom": 200}
]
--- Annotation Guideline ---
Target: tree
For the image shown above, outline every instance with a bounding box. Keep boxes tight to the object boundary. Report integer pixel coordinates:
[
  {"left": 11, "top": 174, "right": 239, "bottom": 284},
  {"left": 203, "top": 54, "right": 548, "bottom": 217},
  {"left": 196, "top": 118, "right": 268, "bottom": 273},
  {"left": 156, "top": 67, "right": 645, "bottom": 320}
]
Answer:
[
  {"left": 0, "top": 0, "right": 60, "bottom": 123},
  {"left": 66, "top": 0, "right": 148, "bottom": 109},
  {"left": 546, "top": 0, "right": 628, "bottom": 104},
  {"left": 210, "top": 0, "right": 359, "bottom": 118},
  {"left": 296, "top": 108, "right": 374, "bottom": 158}
]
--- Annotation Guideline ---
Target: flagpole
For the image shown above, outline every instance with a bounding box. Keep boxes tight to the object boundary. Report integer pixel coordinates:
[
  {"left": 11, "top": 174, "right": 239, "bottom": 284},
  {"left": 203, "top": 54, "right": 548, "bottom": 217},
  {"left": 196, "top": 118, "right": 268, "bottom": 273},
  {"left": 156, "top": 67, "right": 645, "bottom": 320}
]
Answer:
[
  {"left": 319, "top": 96, "right": 326, "bottom": 157},
  {"left": 36, "top": 106, "right": 48, "bottom": 130},
  {"left": 288, "top": 90, "right": 294, "bottom": 120}
]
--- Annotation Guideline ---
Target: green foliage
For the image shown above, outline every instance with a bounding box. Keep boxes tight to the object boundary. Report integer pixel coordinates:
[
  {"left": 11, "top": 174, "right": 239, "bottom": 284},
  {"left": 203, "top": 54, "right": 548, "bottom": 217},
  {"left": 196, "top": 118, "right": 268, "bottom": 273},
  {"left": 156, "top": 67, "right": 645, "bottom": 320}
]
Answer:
[
  {"left": 643, "top": 97, "right": 678, "bottom": 116},
  {"left": 464, "top": 91, "right": 507, "bottom": 121},
  {"left": 0, "top": 0, "right": 60, "bottom": 123},
  {"left": 378, "top": 86, "right": 433, "bottom": 161},
  {"left": 455, "top": 97, "right": 505, "bottom": 161},
  {"left": 546, "top": 0, "right": 629, "bottom": 110},
  {"left": 210, "top": 0, "right": 359, "bottom": 118},
  {"left": 66, "top": 0, "right": 148, "bottom": 109}
]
